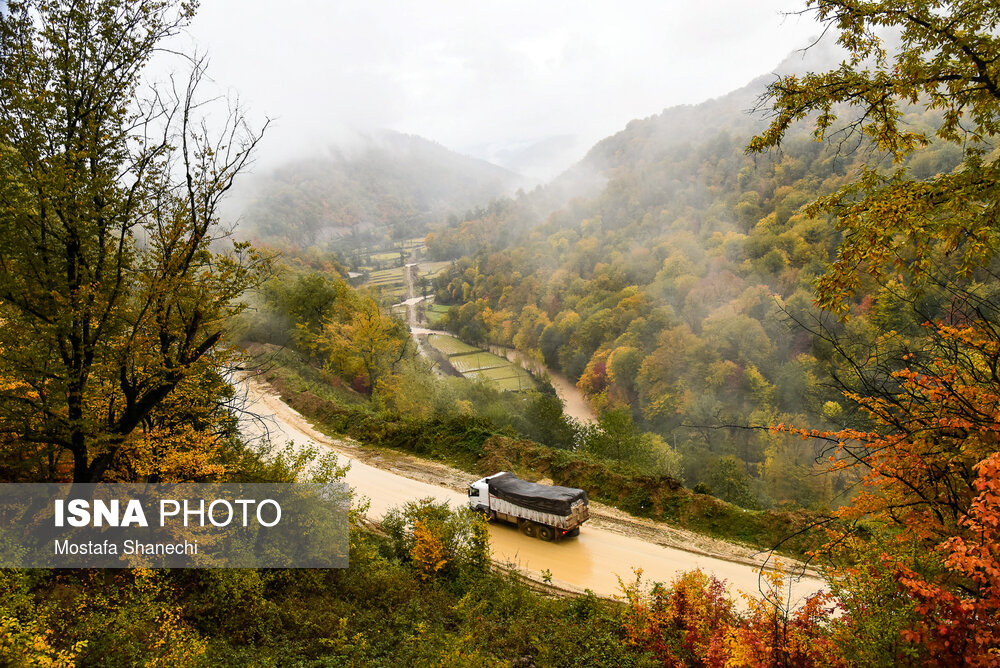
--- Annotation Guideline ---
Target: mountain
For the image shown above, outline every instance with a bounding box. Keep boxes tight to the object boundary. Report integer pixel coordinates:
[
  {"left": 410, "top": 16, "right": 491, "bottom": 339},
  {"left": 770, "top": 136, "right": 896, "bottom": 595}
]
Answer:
[
  {"left": 466, "top": 134, "right": 589, "bottom": 185},
  {"left": 424, "top": 44, "right": 963, "bottom": 510},
  {"left": 233, "top": 130, "right": 521, "bottom": 247}
]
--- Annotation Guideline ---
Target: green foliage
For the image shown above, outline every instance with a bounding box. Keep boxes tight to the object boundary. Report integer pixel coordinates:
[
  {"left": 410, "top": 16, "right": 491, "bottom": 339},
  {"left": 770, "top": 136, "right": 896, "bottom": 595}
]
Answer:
[
  {"left": 824, "top": 540, "right": 925, "bottom": 667},
  {"left": 381, "top": 499, "right": 490, "bottom": 585},
  {"left": 0, "top": 0, "right": 269, "bottom": 482},
  {"left": 580, "top": 409, "right": 652, "bottom": 464},
  {"left": 424, "top": 108, "right": 870, "bottom": 509},
  {"left": 0, "top": 520, "right": 653, "bottom": 666},
  {"left": 750, "top": 0, "right": 1000, "bottom": 314},
  {"left": 418, "top": 18, "right": 1000, "bottom": 512},
  {"left": 706, "top": 455, "right": 757, "bottom": 509}
]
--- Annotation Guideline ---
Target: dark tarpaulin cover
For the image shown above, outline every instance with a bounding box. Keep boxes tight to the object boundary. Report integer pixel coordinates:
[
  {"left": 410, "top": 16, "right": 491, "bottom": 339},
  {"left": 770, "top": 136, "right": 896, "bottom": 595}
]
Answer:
[{"left": 486, "top": 473, "right": 588, "bottom": 515}]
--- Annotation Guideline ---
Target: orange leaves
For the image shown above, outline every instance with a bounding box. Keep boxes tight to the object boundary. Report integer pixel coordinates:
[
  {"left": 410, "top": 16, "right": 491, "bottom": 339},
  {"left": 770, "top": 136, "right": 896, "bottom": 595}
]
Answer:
[
  {"left": 782, "top": 319, "right": 1000, "bottom": 663},
  {"left": 725, "top": 562, "right": 842, "bottom": 668},
  {"left": 617, "top": 567, "right": 841, "bottom": 668},
  {"left": 618, "top": 569, "right": 734, "bottom": 667}
]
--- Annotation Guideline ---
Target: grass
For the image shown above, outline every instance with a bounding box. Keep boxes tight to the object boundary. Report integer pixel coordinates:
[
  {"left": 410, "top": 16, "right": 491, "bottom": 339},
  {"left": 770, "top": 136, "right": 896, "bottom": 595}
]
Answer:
[
  {"left": 492, "top": 376, "right": 536, "bottom": 391},
  {"left": 416, "top": 260, "right": 452, "bottom": 277},
  {"left": 427, "top": 334, "right": 479, "bottom": 356},
  {"left": 467, "top": 370, "right": 536, "bottom": 391},
  {"left": 371, "top": 251, "right": 405, "bottom": 262},
  {"left": 243, "top": 342, "right": 367, "bottom": 408},
  {"left": 449, "top": 352, "right": 509, "bottom": 373},
  {"left": 427, "top": 335, "right": 538, "bottom": 391},
  {"left": 365, "top": 266, "right": 410, "bottom": 301},
  {"left": 475, "top": 365, "right": 534, "bottom": 381},
  {"left": 367, "top": 267, "right": 407, "bottom": 284},
  {"left": 424, "top": 303, "right": 450, "bottom": 327}
]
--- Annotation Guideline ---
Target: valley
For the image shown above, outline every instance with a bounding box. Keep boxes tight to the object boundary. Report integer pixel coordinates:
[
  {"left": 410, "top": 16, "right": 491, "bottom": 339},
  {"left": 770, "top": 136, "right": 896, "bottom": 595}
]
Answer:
[{"left": 4, "top": 1, "right": 999, "bottom": 662}]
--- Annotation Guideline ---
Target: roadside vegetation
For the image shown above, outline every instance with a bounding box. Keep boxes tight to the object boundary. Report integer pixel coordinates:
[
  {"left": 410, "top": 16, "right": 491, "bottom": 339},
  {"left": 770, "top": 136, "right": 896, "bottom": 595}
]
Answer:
[{"left": 237, "top": 266, "right": 825, "bottom": 557}]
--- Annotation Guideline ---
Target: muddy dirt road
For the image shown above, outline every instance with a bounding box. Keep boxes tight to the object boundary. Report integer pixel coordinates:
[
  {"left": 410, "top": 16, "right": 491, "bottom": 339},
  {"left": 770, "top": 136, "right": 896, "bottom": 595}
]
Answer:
[{"left": 241, "top": 382, "right": 825, "bottom": 604}]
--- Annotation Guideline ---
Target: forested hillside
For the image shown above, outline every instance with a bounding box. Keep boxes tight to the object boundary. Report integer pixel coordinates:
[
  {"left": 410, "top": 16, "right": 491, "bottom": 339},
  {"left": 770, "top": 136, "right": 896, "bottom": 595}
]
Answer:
[
  {"left": 235, "top": 130, "right": 520, "bottom": 248},
  {"left": 426, "top": 61, "right": 966, "bottom": 510},
  {"left": 6, "top": 0, "right": 1000, "bottom": 665}
]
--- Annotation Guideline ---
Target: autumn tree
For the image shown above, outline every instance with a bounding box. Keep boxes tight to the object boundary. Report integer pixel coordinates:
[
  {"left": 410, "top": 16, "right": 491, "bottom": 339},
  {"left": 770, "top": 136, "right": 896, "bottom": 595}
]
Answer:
[
  {"left": 751, "top": 0, "right": 1000, "bottom": 660},
  {"left": 0, "top": 0, "right": 268, "bottom": 482},
  {"left": 319, "top": 296, "right": 410, "bottom": 401},
  {"left": 749, "top": 0, "right": 1000, "bottom": 312}
]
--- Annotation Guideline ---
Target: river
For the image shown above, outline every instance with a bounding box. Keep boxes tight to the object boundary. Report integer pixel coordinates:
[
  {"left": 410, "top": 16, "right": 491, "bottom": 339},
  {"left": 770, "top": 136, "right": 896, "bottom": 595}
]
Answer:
[{"left": 498, "top": 347, "right": 596, "bottom": 424}]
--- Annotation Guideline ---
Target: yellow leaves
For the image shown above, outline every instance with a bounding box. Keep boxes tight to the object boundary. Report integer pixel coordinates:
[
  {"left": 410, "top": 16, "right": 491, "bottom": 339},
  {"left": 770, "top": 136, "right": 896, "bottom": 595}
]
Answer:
[
  {"left": 0, "top": 616, "right": 87, "bottom": 667},
  {"left": 320, "top": 295, "right": 408, "bottom": 400},
  {"left": 105, "top": 423, "right": 226, "bottom": 483},
  {"left": 410, "top": 519, "right": 449, "bottom": 581}
]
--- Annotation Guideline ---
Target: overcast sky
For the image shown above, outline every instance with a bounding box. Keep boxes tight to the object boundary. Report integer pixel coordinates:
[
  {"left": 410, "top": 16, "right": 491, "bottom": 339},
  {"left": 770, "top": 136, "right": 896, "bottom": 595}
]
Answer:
[{"left": 183, "top": 0, "right": 823, "bottom": 175}]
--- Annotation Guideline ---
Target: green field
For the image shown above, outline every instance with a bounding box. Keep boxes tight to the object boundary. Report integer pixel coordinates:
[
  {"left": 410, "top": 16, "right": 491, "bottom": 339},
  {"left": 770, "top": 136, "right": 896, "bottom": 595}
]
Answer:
[
  {"left": 369, "top": 255, "right": 400, "bottom": 264},
  {"left": 449, "top": 352, "right": 508, "bottom": 374},
  {"left": 424, "top": 303, "right": 450, "bottom": 326},
  {"left": 467, "top": 366, "right": 536, "bottom": 391},
  {"left": 426, "top": 335, "right": 537, "bottom": 391},
  {"left": 364, "top": 266, "right": 409, "bottom": 300},
  {"left": 488, "top": 375, "right": 537, "bottom": 391},
  {"left": 415, "top": 260, "right": 451, "bottom": 277},
  {"left": 367, "top": 266, "right": 407, "bottom": 284},
  {"left": 476, "top": 365, "right": 532, "bottom": 381},
  {"left": 426, "top": 334, "right": 479, "bottom": 356}
]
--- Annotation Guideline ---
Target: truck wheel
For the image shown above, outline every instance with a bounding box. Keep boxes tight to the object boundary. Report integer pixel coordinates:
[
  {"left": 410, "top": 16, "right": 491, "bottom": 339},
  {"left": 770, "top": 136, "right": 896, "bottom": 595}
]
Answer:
[
  {"left": 521, "top": 521, "right": 536, "bottom": 538},
  {"left": 538, "top": 525, "right": 555, "bottom": 542}
]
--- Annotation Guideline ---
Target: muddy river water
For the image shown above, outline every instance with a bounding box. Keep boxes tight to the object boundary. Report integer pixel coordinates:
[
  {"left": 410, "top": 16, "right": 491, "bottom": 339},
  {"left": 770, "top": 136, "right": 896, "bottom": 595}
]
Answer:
[{"left": 241, "top": 383, "right": 825, "bottom": 606}]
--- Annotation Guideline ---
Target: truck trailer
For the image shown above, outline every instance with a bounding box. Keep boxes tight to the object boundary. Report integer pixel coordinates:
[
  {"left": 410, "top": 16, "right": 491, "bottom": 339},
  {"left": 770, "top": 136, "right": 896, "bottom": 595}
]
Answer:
[{"left": 467, "top": 472, "right": 589, "bottom": 541}]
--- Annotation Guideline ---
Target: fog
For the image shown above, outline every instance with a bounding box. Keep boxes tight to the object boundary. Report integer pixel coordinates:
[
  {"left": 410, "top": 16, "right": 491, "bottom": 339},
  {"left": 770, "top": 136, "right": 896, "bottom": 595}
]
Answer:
[{"left": 181, "top": 0, "right": 822, "bottom": 180}]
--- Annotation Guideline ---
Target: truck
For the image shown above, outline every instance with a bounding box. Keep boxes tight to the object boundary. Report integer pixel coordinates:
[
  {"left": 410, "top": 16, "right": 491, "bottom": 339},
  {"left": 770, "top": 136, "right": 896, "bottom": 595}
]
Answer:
[{"left": 467, "top": 472, "right": 589, "bottom": 541}]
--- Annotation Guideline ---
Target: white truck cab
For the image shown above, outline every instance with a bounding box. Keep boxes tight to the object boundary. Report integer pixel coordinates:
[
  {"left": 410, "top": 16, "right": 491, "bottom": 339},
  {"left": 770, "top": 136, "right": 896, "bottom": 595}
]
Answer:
[{"left": 467, "top": 475, "right": 494, "bottom": 513}]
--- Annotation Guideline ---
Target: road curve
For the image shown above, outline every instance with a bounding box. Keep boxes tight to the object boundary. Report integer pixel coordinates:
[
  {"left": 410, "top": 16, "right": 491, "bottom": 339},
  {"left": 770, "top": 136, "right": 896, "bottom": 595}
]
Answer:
[{"left": 240, "top": 383, "right": 826, "bottom": 605}]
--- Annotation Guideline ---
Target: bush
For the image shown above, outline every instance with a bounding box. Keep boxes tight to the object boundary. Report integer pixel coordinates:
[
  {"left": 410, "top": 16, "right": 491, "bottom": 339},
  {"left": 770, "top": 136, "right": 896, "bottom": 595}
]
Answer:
[{"left": 381, "top": 499, "right": 490, "bottom": 586}]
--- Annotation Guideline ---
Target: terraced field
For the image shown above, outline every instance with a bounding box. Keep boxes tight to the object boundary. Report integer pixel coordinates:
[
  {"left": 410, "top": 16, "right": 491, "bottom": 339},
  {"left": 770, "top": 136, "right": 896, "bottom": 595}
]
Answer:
[
  {"left": 363, "top": 259, "right": 452, "bottom": 303},
  {"left": 426, "top": 334, "right": 479, "bottom": 356},
  {"left": 366, "top": 266, "right": 409, "bottom": 300},
  {"left": 448, "top": 351, "right": 508, "bottom": 374},
  {"left": 426, "top": 334, "right": 537, "bottom": 391}
]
